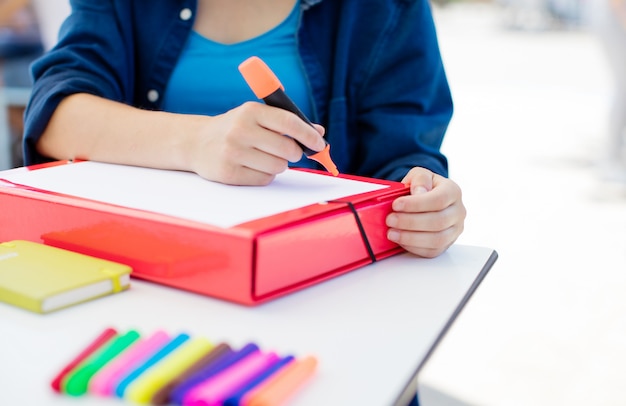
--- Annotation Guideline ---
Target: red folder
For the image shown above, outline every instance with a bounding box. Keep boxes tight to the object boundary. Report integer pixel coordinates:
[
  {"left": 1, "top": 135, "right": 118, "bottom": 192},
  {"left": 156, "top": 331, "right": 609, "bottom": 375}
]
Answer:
[{"left": 0, "top": 161, "right": 409, "bottom": 305}]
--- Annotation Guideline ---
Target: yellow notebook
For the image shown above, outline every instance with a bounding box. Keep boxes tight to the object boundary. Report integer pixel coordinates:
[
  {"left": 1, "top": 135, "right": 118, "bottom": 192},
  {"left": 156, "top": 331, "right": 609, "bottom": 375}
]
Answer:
[{"left": 0, "top": 240, "right": 131, "bottom": 313}]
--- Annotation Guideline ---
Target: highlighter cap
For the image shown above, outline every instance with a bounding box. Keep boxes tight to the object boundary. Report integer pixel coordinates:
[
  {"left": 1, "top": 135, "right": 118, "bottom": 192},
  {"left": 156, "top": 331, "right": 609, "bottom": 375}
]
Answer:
[{"left": 238, "top": 56, "right": 284, "bottom": 99}]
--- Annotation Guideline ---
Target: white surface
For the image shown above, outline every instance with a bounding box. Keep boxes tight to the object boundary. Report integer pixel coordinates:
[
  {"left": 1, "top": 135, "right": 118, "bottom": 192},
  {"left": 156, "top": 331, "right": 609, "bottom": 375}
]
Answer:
[
  {"left": 0, "top": 244, "right": 495, "bottom": 406},
  {"left": 31, "top": 0, "right": 72, "bottom": 51},
  {"left": 420, "top": 4, "right": 626, "bottom": 406},
  {"left": 1, "top": 161, "right": 386, "bottom": 228}
]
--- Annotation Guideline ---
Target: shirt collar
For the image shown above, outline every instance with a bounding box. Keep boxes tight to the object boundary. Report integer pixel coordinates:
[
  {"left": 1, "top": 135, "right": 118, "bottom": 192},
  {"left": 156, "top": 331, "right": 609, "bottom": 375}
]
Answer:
[{"left": 301, "top": 0, "right": 323, "bottom": 10}]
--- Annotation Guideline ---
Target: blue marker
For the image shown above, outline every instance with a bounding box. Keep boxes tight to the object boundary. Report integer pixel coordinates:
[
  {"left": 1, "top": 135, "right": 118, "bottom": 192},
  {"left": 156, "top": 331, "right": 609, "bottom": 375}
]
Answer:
[
  {"left": 114, "top": 333, "right": 190, "bottom": 397},
  {"left": 223, "top": 355, "right": 295, "bottom": 406}
]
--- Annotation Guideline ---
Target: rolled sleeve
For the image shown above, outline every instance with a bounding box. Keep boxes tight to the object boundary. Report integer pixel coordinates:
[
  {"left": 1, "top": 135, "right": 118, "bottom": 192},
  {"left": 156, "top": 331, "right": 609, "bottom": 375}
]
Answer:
[
  {"left": 355, "top": 0, "right": 453, "bottom": 180},
  {"left": 23, "top": 0, "right": 134, "bottom": 165}
]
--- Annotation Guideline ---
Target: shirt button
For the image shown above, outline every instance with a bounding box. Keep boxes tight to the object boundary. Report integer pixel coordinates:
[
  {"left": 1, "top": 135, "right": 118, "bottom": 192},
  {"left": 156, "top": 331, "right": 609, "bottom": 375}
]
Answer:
[
  {"left": 179, "top": 8, "right": 192, "bottom": 21},
  {"left": 147, "top": 89, "right": 159, "bottom": 103}
]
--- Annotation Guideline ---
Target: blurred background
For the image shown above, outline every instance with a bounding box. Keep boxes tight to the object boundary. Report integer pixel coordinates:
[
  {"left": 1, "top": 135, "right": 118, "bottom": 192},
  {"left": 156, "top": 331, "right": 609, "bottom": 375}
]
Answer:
[
  {"left": 1, "top": 1, "right": 625, "bottom": 405},
  {"left": 423, "top": 1, "right": 626, "bottom": 405}
]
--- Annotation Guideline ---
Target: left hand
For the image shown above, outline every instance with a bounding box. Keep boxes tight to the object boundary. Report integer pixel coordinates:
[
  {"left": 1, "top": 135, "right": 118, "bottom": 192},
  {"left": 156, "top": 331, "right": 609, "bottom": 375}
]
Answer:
[{"left": 386, "top": 167, "right": 466, "bottom": 258}]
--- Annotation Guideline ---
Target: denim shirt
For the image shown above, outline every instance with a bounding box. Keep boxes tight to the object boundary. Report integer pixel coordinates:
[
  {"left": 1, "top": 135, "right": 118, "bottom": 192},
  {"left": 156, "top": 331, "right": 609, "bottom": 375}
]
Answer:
[{"left": 24, "top": 0, "right": 453, "bottom": 181}]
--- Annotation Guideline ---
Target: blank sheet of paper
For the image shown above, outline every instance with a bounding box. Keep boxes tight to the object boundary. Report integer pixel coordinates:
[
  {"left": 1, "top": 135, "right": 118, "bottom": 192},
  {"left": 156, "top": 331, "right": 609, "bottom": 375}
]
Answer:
[{"left": 1, "top": 162, "right": 388, "bottom": 228}]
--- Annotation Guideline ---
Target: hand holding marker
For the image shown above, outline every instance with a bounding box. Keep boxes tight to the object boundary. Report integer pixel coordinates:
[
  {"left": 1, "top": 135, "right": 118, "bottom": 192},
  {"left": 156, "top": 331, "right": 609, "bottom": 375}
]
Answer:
[{"left": 238, "top": 56, "right": 339, "bottom": 177}]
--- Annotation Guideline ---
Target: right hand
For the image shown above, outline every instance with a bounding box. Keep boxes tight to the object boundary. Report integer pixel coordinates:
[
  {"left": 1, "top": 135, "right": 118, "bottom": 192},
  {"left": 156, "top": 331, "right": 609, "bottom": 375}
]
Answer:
[{"left": 187, "top": 102, "right": 326, "bottom": 186}]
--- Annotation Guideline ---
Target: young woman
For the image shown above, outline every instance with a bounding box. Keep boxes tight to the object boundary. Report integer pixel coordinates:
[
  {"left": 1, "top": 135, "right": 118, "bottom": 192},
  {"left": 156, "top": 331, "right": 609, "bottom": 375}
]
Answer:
[{"left": 23, "top": 0, "right": 466, "bottom": 258}]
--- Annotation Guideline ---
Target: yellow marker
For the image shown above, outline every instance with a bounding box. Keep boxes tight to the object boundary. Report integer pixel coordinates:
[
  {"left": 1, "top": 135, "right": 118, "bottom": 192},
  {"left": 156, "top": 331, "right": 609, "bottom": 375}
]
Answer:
[{"left": 124, "top": 337, "right": 213, "bottom": 404}]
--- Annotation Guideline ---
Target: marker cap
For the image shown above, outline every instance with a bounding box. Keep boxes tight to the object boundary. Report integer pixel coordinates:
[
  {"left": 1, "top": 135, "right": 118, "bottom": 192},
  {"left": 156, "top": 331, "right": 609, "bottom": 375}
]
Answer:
[{"left": 238, "top": 56, "right": 284, "bottom": 99}]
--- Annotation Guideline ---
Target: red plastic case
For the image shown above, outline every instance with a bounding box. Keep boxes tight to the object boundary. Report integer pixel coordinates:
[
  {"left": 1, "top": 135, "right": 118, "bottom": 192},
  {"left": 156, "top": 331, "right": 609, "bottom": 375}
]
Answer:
[{"left": 0, "top": 161, "right": 409, "bottom": 305}]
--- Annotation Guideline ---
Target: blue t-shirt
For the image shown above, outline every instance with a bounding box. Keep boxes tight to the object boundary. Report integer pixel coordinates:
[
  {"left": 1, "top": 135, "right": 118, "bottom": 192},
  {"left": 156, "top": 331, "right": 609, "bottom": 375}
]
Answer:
[
  {"left": 162, "top": 3, "right": 312, "bottom": 120},
  {"left": 26, "top": 0, "right": 453, "bottom": 181}
]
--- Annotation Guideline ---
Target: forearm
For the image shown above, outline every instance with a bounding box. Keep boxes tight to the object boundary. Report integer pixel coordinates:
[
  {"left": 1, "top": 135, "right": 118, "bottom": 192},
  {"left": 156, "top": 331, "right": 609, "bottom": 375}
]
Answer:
[{"left": 37, "top": 93, "right": 199, "bottom": 172}]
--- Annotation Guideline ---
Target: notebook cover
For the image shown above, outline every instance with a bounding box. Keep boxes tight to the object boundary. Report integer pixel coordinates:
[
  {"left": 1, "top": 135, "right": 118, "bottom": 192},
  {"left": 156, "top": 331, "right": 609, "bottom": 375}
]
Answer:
[{"left": 0, "top": 240, "right": 131, "bottom": 313}]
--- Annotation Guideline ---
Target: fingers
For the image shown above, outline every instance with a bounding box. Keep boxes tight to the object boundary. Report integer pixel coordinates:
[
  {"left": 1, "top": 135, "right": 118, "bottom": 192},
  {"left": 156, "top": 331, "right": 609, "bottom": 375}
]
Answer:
[
  {"left": 400, "top": 245, "right": 454, "bottom": 259},
  {"left": 393, "top": 173, "right": 461, "bottom": 213},
  {"left": 213, "top": 139, "right": 288, "bottom": 186},
  {"left": 387, "top": 213, "right": 465, "bottom": 258},
  {"left": 387, "top": 202, "right": 465, "bottom": 233},
  {"left": 194, "top": 102, "right": 327, "bottom": 185},
  {"left": 387, "top": 168, "right": 466, "bottom": 258},
  {"left": 386, "top": 202, "right": 465, "bottom": 255},
  {"left": 251, "top": 102, "right": 326, "bottom": 154},
  {"left": 216, "top": 165, "right": 277, "bottom": 186},
  {"left": 401, "top": 167, "right": 434, "bottom": 194},
  {"left": 236, "top": 124, "right": 304, "bottom": 163}
]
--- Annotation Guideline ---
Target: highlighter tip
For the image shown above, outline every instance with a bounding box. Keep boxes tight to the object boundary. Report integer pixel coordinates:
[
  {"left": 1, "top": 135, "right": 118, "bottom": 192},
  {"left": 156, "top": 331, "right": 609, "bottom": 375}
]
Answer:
[{"left": 308, "top": 144, "right": 339, "bottom": 177}]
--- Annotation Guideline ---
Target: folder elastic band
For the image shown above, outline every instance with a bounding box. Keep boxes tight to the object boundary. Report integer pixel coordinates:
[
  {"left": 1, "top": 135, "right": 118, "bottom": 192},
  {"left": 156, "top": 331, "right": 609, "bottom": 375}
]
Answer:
[{"left": 329, "top": 200, "right": 377, "bottom": 263}]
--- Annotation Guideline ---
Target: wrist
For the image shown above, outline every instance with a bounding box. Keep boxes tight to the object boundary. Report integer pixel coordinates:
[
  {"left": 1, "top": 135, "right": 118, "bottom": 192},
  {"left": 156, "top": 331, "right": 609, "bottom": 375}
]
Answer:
[{"left": 155, "top": 111, "right": 206, "bottom": 174}]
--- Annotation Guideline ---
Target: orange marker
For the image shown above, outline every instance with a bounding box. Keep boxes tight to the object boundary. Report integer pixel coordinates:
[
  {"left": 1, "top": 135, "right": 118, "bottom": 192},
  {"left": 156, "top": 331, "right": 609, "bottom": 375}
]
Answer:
[
  {"left": 242, "top": 356, "right": 318, "bottom": 406},
  {"left": 238, "top": 56, "right": 339, "bottom": 176}
]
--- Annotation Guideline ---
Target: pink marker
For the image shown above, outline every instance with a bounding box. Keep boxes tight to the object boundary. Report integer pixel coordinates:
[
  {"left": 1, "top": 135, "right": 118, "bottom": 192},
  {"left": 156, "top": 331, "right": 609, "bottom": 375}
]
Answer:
[
  {"left": 182, "top": 351, "right": 280, "bottom": 406},
  {"left": 89, "top": 330, "right": 170, "bottom": 396}
]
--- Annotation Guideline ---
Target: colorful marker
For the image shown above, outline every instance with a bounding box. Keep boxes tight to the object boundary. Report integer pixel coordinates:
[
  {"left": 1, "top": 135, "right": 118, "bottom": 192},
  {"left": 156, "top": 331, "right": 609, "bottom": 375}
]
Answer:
[
  {"left": 238, "top": 56, "right": 339, "bottom": 177},
  {"left": 242, "top": 356, "right": 318, "bottom": 406},
  {"left": 62, "top": 329, "right": 141, "bottom": 396},
  {"left": 52, "top": 330, "right": 317, "bottom": 406},
  {"left": 114, "top": 333, "right": 190, "bottom": 397},
  {"left": 50, "top": 327, "right": 117, "bottom": 392},
  {"left": 151, "top": 343, "right": 232, "bottom": 406},
  {"left": 182, "top": 351, "right": 280, "bottom": 406},
  {"left": 170, "top": 343, "right": 259, "bottom": 405},
  {"left": 89, "top": 330, "right": 171, "bottom": 396},
  {"left": 223, "top": 356, "right": 295, "bottom": 406},
  {"left": 124, "top": 337, "right": 214, "bottom": 404}
]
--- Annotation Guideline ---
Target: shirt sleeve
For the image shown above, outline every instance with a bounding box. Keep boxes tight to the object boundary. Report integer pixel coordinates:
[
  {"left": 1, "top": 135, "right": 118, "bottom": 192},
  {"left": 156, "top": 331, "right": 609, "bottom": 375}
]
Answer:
[
  {"left": 22, "top": 0, "right": 134, "bottom": 165},
  {"left": 354, "top": 0, "right": 453, "bottom": 181}
]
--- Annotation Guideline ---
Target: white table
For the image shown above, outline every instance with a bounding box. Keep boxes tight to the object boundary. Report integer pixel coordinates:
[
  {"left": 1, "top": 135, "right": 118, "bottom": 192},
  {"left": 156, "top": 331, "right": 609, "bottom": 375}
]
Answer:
[{"left": 0, "top": 244, "right": 497, "bottom": 406}]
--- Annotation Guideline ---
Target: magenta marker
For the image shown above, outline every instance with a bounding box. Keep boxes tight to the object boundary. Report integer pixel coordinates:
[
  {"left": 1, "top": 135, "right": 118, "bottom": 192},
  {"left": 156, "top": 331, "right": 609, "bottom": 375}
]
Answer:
[{"left": 182, "top": 351, "right": 280, "bottom": 406}]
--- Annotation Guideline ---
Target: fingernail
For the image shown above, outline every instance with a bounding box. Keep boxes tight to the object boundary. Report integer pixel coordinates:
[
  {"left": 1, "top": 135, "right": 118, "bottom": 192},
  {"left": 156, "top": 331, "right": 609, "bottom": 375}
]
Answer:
[
  {"left": 388, "top": 230, "right": 400, "bottom": 242},
  {"left": 415, "top": 186, "right": 428, "bottom": 194},
  {"left": 387, "top": 214, "right": 398, "bottom": 227},
  {"left": 394, "top": 200, "right": 405, "bottom": 211}
]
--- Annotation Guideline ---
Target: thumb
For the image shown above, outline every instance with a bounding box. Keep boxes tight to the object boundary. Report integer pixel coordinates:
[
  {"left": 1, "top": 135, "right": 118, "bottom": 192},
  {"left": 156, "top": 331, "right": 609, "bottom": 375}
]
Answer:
[{"left": 401, "top": 167, "right": 434, "bottom": 194}]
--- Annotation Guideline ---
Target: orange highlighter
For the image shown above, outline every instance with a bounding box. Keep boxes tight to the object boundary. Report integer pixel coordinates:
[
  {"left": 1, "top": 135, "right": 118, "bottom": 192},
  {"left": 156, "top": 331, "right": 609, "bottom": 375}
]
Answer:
[
  {"left": 238, "top": 56, "right": 339, "bottom": 176},
  {"left": 242, "top": 356, "right": 318, "bottom": 406}
]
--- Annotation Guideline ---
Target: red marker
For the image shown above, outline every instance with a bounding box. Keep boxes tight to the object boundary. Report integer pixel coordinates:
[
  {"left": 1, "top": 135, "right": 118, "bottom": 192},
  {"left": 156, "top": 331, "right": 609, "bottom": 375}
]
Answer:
[
  {"left": 238, "top": 56, "right": 339, "bottom": 176},
  {"left": 50, "top": 327, "right": 117, "bottom": 392}
]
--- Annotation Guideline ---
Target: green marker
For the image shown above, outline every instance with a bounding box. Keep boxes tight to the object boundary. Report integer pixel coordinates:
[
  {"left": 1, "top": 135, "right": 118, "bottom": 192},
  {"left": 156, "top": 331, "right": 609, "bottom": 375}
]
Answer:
[{"left": 62, "top": 329, "right": 140, "bottom": 396}]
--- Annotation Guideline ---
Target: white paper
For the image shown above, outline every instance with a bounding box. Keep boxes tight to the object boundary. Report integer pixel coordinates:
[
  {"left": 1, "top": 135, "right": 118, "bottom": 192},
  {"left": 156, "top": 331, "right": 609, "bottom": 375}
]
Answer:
[{"left": 1, "top": 162, "right": 388, "bottom": 228}]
